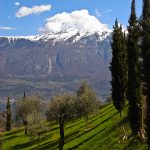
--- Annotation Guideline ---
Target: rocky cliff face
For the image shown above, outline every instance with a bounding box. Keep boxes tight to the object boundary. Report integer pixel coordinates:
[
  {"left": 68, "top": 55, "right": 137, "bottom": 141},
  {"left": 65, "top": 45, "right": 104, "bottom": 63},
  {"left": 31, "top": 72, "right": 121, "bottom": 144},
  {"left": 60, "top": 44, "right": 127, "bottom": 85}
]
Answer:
[{"left": 0, "top": 29, "right": 112, "bottom": 101}]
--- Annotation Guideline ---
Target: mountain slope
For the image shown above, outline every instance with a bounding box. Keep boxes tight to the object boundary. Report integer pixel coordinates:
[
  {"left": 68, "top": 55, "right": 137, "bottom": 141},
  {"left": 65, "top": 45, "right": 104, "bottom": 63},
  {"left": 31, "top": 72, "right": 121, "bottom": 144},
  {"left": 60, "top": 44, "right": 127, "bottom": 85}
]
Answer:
[{"left": 0, "top": 29, "right": 111, "bottom": 100}]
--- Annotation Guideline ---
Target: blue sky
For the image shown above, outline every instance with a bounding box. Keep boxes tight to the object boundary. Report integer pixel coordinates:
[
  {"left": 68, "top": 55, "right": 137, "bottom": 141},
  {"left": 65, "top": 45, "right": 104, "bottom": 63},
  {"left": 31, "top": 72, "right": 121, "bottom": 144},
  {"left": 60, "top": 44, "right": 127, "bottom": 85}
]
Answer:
[{"left": 0, "top": 0, "right": 142, "bottom": 36}]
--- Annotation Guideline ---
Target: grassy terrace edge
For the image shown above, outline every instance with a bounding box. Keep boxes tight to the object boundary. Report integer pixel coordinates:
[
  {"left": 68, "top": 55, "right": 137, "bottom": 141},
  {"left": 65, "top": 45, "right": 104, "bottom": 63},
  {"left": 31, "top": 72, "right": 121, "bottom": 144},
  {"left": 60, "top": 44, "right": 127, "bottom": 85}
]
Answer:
[{"left": 3, "top": 103, "right": 147, "bottom": 150}]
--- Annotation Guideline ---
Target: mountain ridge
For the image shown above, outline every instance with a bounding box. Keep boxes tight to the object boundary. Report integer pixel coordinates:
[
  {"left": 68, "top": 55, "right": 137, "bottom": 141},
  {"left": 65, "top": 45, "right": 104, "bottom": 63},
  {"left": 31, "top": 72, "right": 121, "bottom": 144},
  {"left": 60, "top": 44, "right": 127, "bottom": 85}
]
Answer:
[
  {"left": 0, "top": 29, "right": 112, "bottom": 100},
  {"left": 0, "top": 27, "right": 111, "bottom": 43}
]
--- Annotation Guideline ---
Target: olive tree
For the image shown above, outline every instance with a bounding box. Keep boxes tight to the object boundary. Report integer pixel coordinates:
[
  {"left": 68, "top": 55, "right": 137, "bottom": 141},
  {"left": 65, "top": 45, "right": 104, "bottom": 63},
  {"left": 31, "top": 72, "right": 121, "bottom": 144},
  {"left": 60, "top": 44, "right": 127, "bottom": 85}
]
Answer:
[
  {"left": 46, "top": 93, "right": 75, "bottom": 150},
  {"left": 27, "top": 111, "right": 48, "bottom": 146},
  {"left": 76, "top": 82, "right": 99, "bottom": 127},
  {"left": 16, "top": 96, "right": 44, "bottom": 135}
]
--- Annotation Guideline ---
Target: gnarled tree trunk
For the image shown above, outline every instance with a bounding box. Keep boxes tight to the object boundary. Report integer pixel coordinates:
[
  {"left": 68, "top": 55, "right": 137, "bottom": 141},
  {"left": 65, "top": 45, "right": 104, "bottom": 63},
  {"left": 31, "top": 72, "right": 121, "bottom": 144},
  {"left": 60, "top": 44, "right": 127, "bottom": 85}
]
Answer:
[
  {"left": 59, "top": 117, "right": 64, "bottom": 150},
  {"left": 23, "top": 120, "right": 28, "bottom": 135}
]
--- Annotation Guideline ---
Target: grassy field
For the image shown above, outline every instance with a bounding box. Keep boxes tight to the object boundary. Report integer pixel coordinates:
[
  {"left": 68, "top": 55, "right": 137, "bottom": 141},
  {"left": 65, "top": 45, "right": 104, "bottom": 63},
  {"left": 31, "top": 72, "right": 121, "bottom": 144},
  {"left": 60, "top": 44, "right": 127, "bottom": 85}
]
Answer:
[{"left": 2, "top": 103, "right": 147, "bottom": 150}]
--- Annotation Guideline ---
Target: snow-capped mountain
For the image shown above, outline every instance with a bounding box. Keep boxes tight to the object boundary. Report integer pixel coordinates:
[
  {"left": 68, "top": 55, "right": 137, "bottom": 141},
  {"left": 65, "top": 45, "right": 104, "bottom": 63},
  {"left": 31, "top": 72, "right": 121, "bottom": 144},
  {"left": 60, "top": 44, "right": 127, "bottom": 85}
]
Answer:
[
  {"left": 2, "top": 27, "right": 111, "bottom": 43},
  {"left": 0, "top": 28, "right": 112, "bottom": 100}
]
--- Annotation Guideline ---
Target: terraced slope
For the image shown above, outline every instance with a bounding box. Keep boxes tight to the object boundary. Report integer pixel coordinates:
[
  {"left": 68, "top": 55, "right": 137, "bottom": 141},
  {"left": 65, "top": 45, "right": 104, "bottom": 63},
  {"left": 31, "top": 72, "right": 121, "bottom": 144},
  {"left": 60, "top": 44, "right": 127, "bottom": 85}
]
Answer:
[{"left": 3, "top": 104, "right": 146, "bottom": 150}]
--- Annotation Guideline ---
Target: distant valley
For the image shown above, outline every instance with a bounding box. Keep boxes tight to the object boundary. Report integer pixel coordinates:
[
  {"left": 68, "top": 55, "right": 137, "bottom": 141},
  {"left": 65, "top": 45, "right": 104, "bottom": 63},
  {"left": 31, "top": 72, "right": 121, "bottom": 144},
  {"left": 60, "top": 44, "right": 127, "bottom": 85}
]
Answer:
[{"left": 0, "top": 28, "right": 112, "bottom": 101}]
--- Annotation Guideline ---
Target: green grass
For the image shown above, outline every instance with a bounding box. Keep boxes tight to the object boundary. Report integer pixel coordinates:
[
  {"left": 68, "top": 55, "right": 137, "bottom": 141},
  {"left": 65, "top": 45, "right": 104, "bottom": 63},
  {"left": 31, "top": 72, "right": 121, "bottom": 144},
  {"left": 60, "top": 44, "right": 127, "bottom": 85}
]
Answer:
[{"left": 2, "top": 103, "right": 147, "bottom": 150}]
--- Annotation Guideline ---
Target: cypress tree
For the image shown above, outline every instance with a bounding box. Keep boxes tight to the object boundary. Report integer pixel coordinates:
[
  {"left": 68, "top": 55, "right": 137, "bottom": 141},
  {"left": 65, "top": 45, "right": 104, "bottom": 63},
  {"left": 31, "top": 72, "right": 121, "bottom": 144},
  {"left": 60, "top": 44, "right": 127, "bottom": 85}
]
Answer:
[
  {"left": 23, "top": 91, "right": 26, "bottom": 99},
  {"left": 6, "top": 97, "right": 11, "bottom": 131},
  {"left": 141, "top": 0, "right": 150, "bottom": 145},
  {"left": 127, "top": 0, "right": 143, "bottom": 136},
  {"left": 23, "top": 92, "right": 28, "bottom": 135},
  {"left": 110, "top": 20, "right": 128, "bottom": 116}
]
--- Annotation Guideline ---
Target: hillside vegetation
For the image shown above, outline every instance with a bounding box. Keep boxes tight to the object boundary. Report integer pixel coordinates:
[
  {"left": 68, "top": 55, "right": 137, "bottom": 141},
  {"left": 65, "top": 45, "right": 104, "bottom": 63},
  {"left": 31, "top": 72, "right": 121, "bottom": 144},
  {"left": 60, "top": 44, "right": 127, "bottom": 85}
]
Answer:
[{"left": 2, "top": 103, "right": 147, "bottom": 150}]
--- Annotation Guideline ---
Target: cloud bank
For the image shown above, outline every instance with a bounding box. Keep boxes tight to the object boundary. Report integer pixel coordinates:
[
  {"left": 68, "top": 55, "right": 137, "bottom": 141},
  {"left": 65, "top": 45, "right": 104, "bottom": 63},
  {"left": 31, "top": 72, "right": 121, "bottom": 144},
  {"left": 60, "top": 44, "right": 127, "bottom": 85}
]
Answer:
[
  {"left": 39, "top": 9, "right": 110, "bottom": 34},
  {"left": 0, "top": 27, "right": 16, "bottom": 30},
  {"left": 16, "top": 4, "right": 52, "bottom": 18}
]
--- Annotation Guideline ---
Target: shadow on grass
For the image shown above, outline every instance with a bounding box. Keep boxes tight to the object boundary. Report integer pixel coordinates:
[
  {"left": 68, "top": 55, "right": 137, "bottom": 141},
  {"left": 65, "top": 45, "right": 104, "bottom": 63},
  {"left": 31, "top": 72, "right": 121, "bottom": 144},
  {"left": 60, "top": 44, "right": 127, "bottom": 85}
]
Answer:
[
  {"left": 65, "top": 112, "right": 118, "bottom": 144},
  {"left": 32, "top": 139, "right": 59, "bottom": 150},
  {"left": 3, "top": 135, "right": 19, "bottom": 142},
  {"left": 65, "top": 104, "right": 114, "bottom": 131},
  {"left": 41, "top": 109, "right": 113, "bottom": 138},
  {"left": 95, "top": 116, "right": 129, "bottom": 149},
  {"left": 89, "top": 105, "right": 114, "bottom": 120},
  {"left": 65, "top": 119, "right": 85, "bottom": 130},
  {"left": 88, "top": 106, "right": 115, "bottom": 125},
  {"left": 92, "top": 120, "right": 125, "bottom": 150},
  {"left": 8, "top": 140, "right": 32, "bottom": 150},
  {"left": 67, "top": 128, "right": 106, "bottom": 150},
  {"left": 7, "top": 130, "right": 53, "bottom": 150},
  {"left": 36, "top": 111, "right": 118, "bottom": 150},
  {"left": 5, "top": 128, "right": 24, "bottom": 136},
  {"left": 67, "top": 113, "right": 119, "bottom": 150},
  {"left": 6, "top": 104, "right": 116, "bottom": 150},
  {"left": 50, "top": 126, "right": 59, "bottom": 132},
  {"left": 75, "top": 107, "right": 117, "bottom": 133},
  {"left": 65, "top": 105, "right": 115, "bottom": 134},
  {"left": 35, "top": 130, "right": 80, "bottom": 150}
]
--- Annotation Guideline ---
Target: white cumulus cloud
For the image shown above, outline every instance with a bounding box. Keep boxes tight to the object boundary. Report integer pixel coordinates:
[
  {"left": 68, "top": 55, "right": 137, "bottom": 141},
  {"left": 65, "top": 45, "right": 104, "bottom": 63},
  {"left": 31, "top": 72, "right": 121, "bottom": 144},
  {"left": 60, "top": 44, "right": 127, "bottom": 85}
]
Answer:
[
  {"left": 16, "top": 4, "right": 52, "bottom": 18},
  {"left": 39, "top": 9, "right": 110, "bottom": 33},
  {"left": 15, "top": 2, "right": 20, "bottom": 6},
  {"left": 0, "top": 26, "right": 16, "bottom": 30}
]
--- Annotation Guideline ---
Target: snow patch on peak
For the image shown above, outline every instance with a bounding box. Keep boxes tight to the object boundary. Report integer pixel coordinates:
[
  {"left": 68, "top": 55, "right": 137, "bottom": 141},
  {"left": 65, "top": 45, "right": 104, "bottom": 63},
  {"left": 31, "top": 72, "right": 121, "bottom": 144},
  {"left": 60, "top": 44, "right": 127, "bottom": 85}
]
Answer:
[
  {"left": 0, "top": 35, "right": 36, "bottom": 41},
  {"left": 29, "top": 27, "right": 111, "bottom": 43},
  {"left": 0, "top": 27, "right": 111, "bottom": 44}
]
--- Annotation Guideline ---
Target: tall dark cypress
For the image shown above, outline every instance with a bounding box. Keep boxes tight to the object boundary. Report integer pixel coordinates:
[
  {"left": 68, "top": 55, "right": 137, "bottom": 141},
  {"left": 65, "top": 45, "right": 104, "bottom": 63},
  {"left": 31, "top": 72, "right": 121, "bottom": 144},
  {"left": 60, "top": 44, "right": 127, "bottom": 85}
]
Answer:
[
  {"left": 6, "top": 97, "right": 11, "bottom": 131},
  {"left": 141, "top": 0, "right": 150, "bottom": 145},
  {"left": 23, "top": 92, "right": 28, "bottom": 135},
  {"left": 127, "top": 0, "right": 143, "bottom": 136},
  {"left": 110, "top": 20, "right": 128, "bottom": 116}
]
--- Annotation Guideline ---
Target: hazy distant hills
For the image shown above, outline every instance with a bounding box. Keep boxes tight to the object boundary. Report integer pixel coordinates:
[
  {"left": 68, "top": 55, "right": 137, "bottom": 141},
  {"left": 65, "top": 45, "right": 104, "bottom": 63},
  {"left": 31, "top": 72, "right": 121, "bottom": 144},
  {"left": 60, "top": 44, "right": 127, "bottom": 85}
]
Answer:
[{"left": 0, "top": 28, "right": 112, "bottom": 101}]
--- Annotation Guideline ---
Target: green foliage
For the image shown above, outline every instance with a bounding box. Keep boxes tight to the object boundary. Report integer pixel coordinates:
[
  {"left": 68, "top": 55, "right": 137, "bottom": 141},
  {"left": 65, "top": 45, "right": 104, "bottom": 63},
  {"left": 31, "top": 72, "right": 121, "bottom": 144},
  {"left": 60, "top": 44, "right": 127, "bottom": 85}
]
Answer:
[
  {"left": 127, "top": 0, "right": 143, "bottom": 135},
  {"left": 15, "top": 96, "right": 44, "bottom": 135},
  {"left": 47, "top": 93, "right": 75, "bottom": 122},
  {"left": 76, "top": 82, "right": 99, "bottom": 126},
  {"left": 110, "top": 20, "right": 128, "bottom": 115},
  {"left": 47, "top": 93, "right": 76, "bottom": 150},
  {"left": 141, "top": 0, "right": 150, "bottom": 145},
  {"left": 2, "top": 103, "right": 148, "bottom": 150},
  {"left": 6, "top": 97, "right": 11, "bottom": 131},
  {"left": 16, "top": 96, "right": 43, "bottom": 120},
  {"left": 27, "top": 111, "right": 48, "bottom": 146}
]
